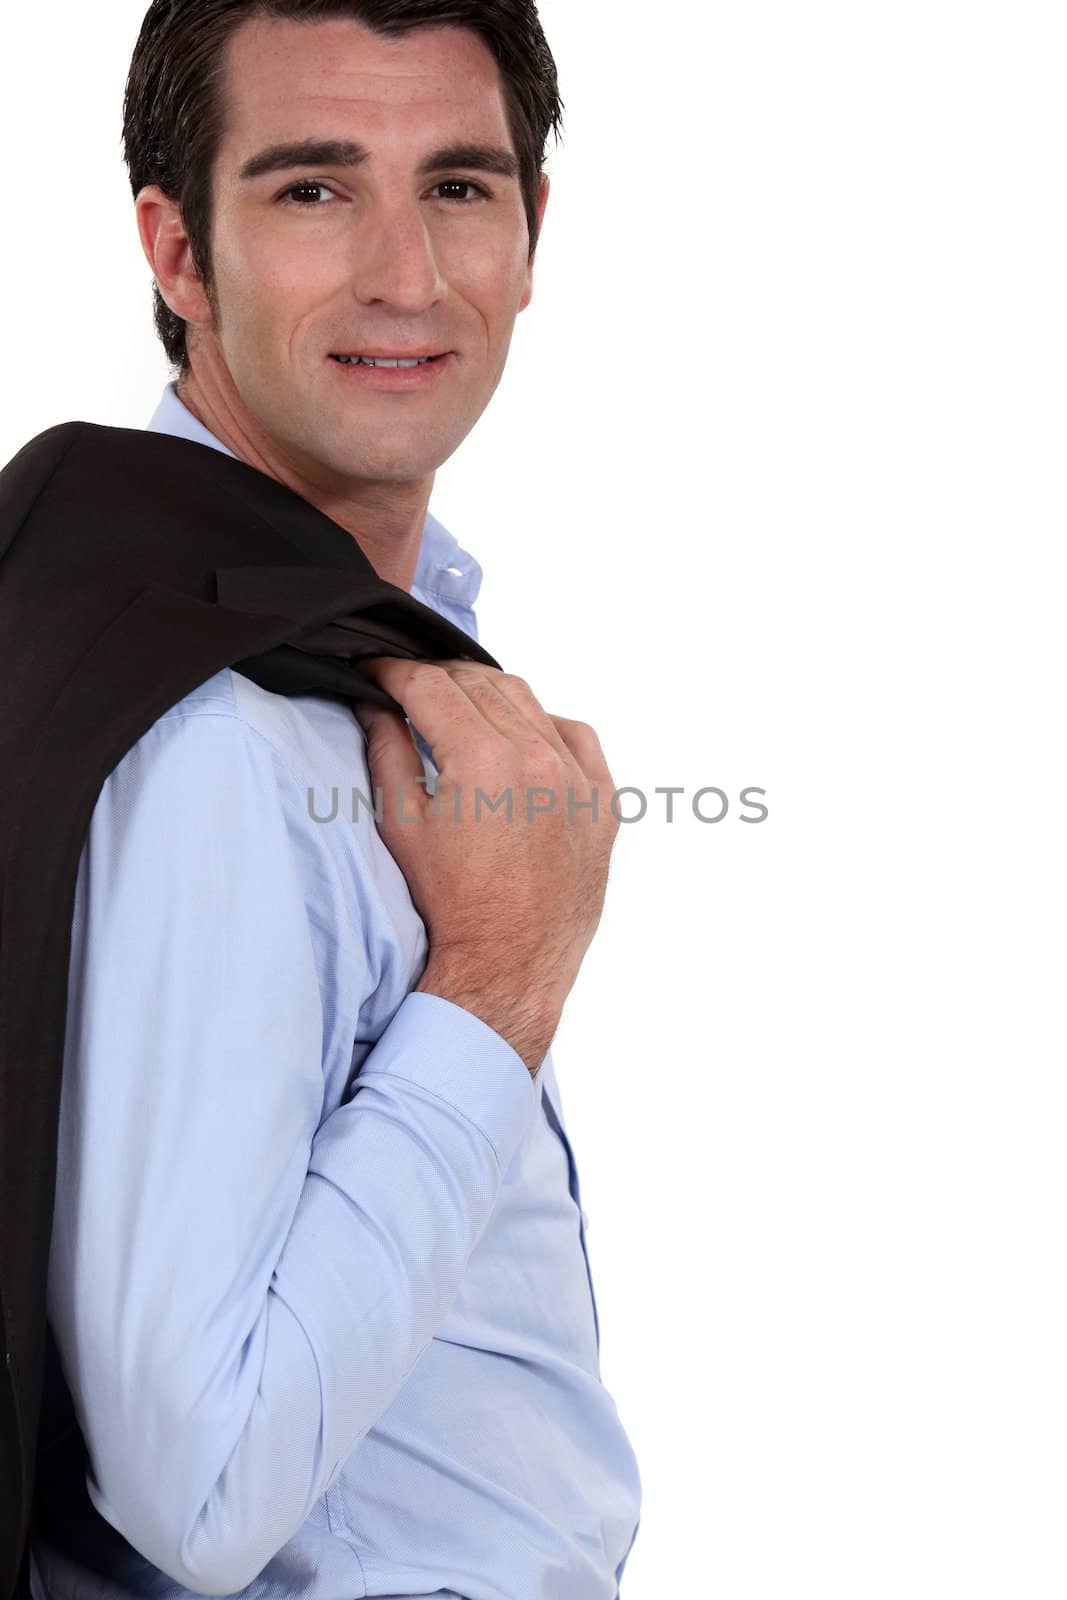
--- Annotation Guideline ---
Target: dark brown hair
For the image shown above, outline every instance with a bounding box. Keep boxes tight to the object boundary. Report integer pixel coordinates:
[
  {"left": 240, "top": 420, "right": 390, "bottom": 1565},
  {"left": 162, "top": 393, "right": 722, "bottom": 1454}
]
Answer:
[{"left": 122, "top": 0, "right": 563, "bottom": 373}]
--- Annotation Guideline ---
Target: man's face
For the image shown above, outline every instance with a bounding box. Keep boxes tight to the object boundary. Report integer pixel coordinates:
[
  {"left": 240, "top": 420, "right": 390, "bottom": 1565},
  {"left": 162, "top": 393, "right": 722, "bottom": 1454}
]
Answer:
[{"left": 190, "top": 16, "right": 545, "bottom": 488}]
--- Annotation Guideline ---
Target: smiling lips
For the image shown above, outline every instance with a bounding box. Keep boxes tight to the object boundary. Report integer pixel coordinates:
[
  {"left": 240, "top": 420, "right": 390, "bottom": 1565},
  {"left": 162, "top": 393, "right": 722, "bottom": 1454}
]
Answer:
[
  {"left": 326, "top": 350, "right": 453, "bottom": 389},
  {"left": 330, "top": 351, "right": 446, "bottom": 367}
]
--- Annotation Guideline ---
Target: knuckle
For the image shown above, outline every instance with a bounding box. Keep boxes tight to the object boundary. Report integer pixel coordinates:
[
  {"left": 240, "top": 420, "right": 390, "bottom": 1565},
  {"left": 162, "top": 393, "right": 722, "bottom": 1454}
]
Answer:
[
  {"left": 497, "top": 672, "right": 534, "bottom": 699},
  {"left": 555, "top": 715, "right": 599, "bottom": 742},
  {"left": 451, "top": 664, "right": 501, "bottom": 696},
  {"left": 521, "top": 734, "right": 556, "bottom": 769},
  {"left": 468, "top": 669, "right": 506, "bottom": 694},
  {"left": 413, "top": 661, "right": 452, "bottom": 689}
]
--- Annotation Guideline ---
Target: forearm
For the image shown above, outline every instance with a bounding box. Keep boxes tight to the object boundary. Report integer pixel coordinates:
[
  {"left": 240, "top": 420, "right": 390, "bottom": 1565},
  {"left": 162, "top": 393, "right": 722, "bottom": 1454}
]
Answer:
[
  {"left": 64, "top": 992, "right": 535, "bottom": 1596},
  {"left": 186, "top": 996, "right": 533, "bottom": 1591}
]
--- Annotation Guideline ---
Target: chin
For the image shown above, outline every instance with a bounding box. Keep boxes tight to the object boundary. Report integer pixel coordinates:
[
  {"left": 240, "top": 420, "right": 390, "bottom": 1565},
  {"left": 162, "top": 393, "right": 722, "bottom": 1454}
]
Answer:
[
  {"left": 288, "top": 420, "right": 439, "bottom": 485},
  {"left": 335, "top": 430, "right": 455, "bottom": 482},
  {"left": 338, "top": 450, "right": 440, "bottom": 483}
]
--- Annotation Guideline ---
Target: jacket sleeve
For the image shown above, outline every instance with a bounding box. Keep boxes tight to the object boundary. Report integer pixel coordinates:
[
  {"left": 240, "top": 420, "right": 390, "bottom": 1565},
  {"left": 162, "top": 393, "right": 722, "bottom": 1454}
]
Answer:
[{"left": 46, "top": 702, "right": 537, "bottom": 1595}]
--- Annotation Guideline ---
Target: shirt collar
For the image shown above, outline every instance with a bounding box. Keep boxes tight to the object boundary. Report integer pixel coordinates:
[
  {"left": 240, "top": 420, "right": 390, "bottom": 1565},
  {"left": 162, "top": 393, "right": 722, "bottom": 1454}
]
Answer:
[{"left": 144, "top": 381, "right": 484, "bottom": 622}]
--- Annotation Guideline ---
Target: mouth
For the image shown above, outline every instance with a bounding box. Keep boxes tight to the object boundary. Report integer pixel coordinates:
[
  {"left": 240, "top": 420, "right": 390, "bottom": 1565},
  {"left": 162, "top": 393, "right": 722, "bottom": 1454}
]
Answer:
[
  {"left": 327, "top": 350, "right": 453, "bottom": 390},
  {"left": 329, "top": 352, "right": 448, "bottom": 368}
]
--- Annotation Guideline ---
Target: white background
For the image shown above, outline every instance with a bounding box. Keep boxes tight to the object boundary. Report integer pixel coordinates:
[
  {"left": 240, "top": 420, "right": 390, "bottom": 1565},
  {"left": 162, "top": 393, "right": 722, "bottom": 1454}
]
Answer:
[{"left": 3, "top": 4, "right": 1065, "bottom": 1596}]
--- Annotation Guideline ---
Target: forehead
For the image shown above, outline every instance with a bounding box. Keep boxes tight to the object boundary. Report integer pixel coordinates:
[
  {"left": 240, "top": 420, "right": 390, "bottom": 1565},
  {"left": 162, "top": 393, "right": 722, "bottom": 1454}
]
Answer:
[{"left": 219, "top": 16, "right": 512, "bottom": 148}]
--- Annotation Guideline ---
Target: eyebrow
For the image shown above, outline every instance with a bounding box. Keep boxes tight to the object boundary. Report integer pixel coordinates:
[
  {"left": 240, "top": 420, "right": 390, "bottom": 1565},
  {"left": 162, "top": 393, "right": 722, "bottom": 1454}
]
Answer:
[{"left": 238, "top": 137, "right": 520, "bottom": 182}]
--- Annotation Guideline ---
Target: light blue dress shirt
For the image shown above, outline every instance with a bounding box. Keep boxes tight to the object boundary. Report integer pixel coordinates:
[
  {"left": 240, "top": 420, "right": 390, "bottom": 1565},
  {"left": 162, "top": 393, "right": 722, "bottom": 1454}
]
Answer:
[{"left": 30, "top": 384, "right": 641, "bottom": 1600}]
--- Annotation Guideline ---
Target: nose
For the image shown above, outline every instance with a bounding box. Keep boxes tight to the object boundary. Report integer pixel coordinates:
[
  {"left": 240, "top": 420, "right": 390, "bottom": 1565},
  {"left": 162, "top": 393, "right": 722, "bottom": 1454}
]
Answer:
[{"left": 349, "top": 197, "right": 447, "bottom": 315}]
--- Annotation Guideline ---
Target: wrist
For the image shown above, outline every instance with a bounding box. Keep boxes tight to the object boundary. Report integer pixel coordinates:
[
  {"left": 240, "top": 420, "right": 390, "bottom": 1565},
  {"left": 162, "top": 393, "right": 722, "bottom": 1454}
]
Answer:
[{"left": 414, "top": 952, "right": 562, "bottom": 1077}]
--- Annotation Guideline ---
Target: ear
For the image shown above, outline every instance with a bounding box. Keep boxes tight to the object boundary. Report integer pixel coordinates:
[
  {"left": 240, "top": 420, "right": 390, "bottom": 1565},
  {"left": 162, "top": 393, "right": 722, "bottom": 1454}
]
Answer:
[
  {"left": 518, "top": 172, "right": 551, "bottom": 313},
  {"left": 134, "top": 185, "right": 215, "bottom": 328}
]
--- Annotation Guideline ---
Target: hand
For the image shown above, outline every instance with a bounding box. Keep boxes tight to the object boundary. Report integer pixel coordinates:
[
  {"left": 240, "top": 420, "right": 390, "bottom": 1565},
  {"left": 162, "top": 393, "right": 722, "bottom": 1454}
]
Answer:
[{"left": 353, "top": 658, "right": 620, "bottom": 1074}]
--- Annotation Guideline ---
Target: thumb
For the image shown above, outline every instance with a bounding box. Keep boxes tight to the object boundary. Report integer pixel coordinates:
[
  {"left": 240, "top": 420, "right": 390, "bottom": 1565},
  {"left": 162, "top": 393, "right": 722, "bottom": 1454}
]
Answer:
[{"left": 353, "top": 697, "right": 425, "bottom": 793}]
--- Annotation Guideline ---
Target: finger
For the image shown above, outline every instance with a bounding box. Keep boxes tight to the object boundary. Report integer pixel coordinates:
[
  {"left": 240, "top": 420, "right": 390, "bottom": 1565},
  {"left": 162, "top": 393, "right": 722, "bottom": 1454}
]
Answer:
[
  {"left": 361, "top": 659, "right": 598, "bottom": 783},
  {"left": 359, "top": 656, "right": 565, "bottom": 770},
  {"left": 357, "top": 657, "right": 512, "bottom": 767},
  {"left": 352, "top": 697, "right": 428, "bottom": 802},
  {"left": 370, "top": 656, "right": 581, "bottom": 769},
  {"left": 549, "top": 715, "right": 615, "bottom": 790},
  {"left": 439, "top": 665, "right": 581, "bottom": 765}
]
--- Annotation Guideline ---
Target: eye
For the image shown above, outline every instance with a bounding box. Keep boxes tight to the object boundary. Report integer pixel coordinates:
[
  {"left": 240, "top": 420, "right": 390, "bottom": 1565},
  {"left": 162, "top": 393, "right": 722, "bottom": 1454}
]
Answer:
[
  {"left": 430, "top": 179, "right": 490, "bottom": 204},
  {"left": 280, "top": 180, "right": 337, "bottom": 207}
]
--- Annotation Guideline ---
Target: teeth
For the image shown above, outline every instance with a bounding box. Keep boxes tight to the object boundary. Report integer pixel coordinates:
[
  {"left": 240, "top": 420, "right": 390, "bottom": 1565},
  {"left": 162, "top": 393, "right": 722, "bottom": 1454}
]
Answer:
[{"left": 334, "top": 355, "right": 435, "bottom": 367}]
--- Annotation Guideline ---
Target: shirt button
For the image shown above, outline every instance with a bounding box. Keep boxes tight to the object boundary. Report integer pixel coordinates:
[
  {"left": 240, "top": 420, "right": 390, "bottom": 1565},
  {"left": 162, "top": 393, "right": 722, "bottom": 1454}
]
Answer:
[{"left": 581, "top": 1209, "right": 590, "bottom": 1230}]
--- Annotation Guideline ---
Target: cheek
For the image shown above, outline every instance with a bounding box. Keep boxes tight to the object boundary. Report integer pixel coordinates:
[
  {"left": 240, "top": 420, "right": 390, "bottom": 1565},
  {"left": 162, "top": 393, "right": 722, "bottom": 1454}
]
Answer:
[
  {"left": 437, "top": 205, "right": 529, "bottom": 299},
  {"left": 214, "top": 213, "right": 339, "bottom": 319},
  {"left": 448, "top": 240, "right": 530, "bottom": 331}
]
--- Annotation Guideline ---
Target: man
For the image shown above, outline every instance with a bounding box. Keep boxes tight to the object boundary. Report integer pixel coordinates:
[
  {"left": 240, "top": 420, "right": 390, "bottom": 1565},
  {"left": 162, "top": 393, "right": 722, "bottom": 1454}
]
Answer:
[{"left": 26, "top": 4, "right": 642, "bottom": 1599}]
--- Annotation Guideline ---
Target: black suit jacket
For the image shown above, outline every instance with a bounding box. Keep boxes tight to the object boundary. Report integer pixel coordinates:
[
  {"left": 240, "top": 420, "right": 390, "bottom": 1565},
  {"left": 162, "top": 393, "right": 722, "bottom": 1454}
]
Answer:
[{"left": 0, "top": 420, "right": 502, "bottom": 1600}]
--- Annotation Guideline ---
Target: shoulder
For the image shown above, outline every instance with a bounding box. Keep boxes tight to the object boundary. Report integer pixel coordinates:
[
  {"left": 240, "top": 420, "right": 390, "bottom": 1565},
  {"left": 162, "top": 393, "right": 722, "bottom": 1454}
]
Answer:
[
  {"left": 152, "top": 668, "right": 366, "bottom": 817},
  {"left": 85, "top": 666, "right": 403, "bottom": 1036},
  {"left": 102, "top": 668, "right": 375, "bottom": 893},
  {"left": 0, "top": 421, "right": 85, "bottom": 556},
  {"left": 0, "top": 420, "right": 84, "bottom": 488},
  {"left": 147, "top": 667, "right": 299, "bottom": 788},
  {"left": 95, "top": 669, "right": 326, "bottom": 860}
]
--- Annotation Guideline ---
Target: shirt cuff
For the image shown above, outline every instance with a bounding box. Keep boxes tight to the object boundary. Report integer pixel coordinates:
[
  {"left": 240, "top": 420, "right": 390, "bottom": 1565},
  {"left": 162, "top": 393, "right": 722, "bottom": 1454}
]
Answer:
[{"left": 358, "top": 990, "right": 542, "bottom": 1176}]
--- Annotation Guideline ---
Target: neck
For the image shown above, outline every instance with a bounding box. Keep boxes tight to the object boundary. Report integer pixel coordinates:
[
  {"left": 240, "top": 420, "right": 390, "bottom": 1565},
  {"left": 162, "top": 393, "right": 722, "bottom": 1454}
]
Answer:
[{"left": 175, "top": 365, "right": 430, "bottom": 594}]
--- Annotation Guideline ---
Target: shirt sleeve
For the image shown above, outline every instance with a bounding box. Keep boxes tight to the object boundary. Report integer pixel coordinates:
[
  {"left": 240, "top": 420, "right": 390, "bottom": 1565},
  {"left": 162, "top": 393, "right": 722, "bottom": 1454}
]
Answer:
[{"left": 47, "top": 705, "right": 538, "bottom": 1596}]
